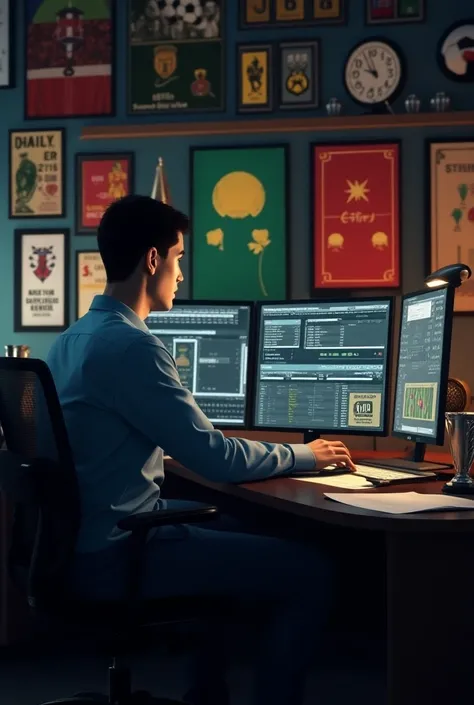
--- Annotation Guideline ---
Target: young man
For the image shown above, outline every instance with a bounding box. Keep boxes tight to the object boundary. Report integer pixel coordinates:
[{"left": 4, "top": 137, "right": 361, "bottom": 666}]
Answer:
[{"left": 47, "top": 195, "right": 355, "bottom": 705}]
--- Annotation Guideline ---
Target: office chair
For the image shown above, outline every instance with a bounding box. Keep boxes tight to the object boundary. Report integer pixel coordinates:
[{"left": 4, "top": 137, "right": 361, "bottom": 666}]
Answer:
[{"left": 0, "top": 357, "right": 221, "bottom": 705}]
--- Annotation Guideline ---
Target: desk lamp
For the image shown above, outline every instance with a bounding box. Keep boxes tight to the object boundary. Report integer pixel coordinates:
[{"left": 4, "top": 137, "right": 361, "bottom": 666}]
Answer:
[{"left": 425, "top": 263, "right": 472, "bottom": 289}]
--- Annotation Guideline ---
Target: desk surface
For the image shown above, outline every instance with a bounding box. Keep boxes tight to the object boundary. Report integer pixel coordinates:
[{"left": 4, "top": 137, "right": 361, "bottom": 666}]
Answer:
[{"left": 165, "top": 450, "right": 474, "bottom": 533}]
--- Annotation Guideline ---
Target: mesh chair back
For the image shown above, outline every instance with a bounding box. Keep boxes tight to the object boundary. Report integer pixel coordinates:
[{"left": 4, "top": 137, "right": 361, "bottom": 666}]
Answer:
[{"left": 0, "top": 358, "right": 81, "bottom": 607}]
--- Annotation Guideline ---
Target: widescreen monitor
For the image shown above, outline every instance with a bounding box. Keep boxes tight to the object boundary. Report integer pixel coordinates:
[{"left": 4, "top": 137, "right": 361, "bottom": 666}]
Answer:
[
  {"left": 252, "top": 298, "right": 393, "bottom": 440},
  {"left": 145, "top": 301, "right": 252, "bottom": 428}
]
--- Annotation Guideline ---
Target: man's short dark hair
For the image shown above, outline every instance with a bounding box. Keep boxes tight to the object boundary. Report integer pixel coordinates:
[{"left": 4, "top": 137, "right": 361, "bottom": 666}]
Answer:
[{"left": 97, "top": 195, "right": 189, "bottom": 282}]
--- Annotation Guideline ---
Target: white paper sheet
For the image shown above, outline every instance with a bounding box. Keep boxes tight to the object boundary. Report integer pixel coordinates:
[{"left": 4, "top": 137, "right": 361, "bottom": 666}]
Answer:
[
  {"left": 292, "top": 474, "right": 374, "bottom": 489},
  {"left": 324, "top": 491, "right": 474, "bottom": 514}
]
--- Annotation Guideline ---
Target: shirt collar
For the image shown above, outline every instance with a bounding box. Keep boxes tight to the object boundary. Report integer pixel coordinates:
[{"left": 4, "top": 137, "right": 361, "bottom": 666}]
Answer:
[{"left": 90, "top": 295, "right": 150, "bottom": 334}]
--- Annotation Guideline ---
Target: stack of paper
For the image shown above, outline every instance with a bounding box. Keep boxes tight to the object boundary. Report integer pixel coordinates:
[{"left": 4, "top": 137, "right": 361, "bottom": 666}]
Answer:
[
  {"left": 293, "top": 474, "right": 373, "bottom": 490},
  {"left": 324, "top": 491, "right": 474, "bottom": 514}
]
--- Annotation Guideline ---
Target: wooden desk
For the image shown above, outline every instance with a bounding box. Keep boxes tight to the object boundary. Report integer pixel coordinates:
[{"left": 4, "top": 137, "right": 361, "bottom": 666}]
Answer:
[{"left": 166, "top": 451, "right": 474, "bottom": 705}]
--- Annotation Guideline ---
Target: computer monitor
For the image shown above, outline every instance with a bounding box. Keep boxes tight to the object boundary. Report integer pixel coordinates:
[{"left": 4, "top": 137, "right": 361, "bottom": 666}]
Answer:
[
  {"left": 145, "top": 301, "right": 252, "bottom": 428},
  {"left": 390, "top": 286, "right": 455, "bottom": 470},
  {"left": 252, "top": 298, "right": 394, "bottom": 441}
]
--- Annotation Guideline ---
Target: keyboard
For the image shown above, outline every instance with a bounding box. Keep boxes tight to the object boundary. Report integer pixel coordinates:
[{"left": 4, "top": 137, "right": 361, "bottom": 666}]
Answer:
[{"left": 353, "top": 464, "right": 436, "bottom": 483}]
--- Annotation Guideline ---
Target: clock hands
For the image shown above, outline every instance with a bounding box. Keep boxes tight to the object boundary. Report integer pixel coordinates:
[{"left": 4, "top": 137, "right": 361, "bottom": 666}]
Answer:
[{"left": 363, "top": 51, "right": 378, "bottom": 78}]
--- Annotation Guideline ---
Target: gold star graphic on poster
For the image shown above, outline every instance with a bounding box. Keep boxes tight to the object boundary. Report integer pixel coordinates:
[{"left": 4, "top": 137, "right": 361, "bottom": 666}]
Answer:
[{"left": 345, "top": 179, "right": 370, "bottom": 203}]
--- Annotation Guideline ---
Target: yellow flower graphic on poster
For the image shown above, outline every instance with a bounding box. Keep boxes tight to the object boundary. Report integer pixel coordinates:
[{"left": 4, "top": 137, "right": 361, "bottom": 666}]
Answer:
[{"left": 192, "top": 147, "right": 287, "bottom": 300}]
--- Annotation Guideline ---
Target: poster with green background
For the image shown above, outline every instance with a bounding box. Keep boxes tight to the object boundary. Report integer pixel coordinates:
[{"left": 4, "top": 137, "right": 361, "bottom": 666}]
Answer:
[{"left": 191, "top": 146, "right": 288, "bottom": 301}]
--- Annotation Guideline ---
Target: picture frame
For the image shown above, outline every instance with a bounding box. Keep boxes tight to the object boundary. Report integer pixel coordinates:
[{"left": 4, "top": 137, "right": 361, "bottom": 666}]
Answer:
[
  {"left": 190, "top": 144, "right": 289, "bottom": 301},
  {"left": 240, "top": 0, "right": 345, "bottom": 27},
  {"left": 76, "top": 250, "right": 106, "bottom": 320},
  {"left": 278, "top": 40, "right": 319, "bottom": 110},
  {"left": 24, "top": 0, "right": 116, "bottom": 120},
  {"left": 0, "top": 0, "right": 14, "bottom": 88},
  {"left": 14, "top": 229, "right": 69, "bottom": 333},
  {"left": 76, "top": 152, "right": 135, "bottom": 235},
  {"left": 366, "top": 0, "right": 424, "bottom": 24},
  {"left": 312, "top": 141, "right": 401, "bottom": 291},
  {"left": 237, "top": 43, "right": 273, "bottom": 113},
  {"left": 427, "top": 139, "right": 474, "bottom": 314},
  {"left": 9, "top": 128, "right": 66, "bottom": 219},
  {"left": 127, "top": 0, "right": 225, "bottom": 115},
  {"left": 437, "top": 21, "right": 474, "bottom": 83}
]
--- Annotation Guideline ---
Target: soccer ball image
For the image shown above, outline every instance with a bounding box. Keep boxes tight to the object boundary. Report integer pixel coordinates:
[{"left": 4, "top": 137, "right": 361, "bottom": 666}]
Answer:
[{"left": 176, "top": 0, "right": 204, "bottom": 25}]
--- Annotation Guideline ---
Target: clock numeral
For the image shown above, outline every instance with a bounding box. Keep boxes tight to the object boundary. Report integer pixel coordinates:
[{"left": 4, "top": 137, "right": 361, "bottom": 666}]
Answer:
[
  {"left": 355, "top": 81, "right": 363, "bottom": 93},
  {"left": 366, "top": 87, "right": 375, "bottom": 100},
  {"left": 352, "top": 70, "right": 360, "bottom": 79},
  {"left": 369, "top": 48, "right": 377, "bottom": 58},
  {"left": 386, "top": 57, "right": 393, "bottom": 65},
  {"left": 355, "top": 58, "right": 363, "bottom": 69}
]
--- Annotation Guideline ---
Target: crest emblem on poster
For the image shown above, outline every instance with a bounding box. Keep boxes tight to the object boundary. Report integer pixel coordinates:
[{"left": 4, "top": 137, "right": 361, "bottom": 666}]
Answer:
[
  {"left": 154, "top": 45, "right": 178, "bottom": 81},
  {"left": 29, "top": 246, "right": 55, "bottom": 283}
]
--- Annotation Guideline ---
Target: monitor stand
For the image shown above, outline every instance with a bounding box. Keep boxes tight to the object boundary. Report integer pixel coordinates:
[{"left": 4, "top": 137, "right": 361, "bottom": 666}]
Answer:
[
  {"left": 303, "top": 430, "right": 320, "bottom": 444},
  {"left": 365, "top": 442, "right": 453, "bottom": 473}
]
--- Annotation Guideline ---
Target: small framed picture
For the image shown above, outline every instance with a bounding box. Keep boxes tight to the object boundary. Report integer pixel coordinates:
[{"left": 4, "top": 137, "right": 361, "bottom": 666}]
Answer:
[
  {"left": 76, "top": 251, "right": 106, "bottom": 320},
  {"left": 278, "top": 40, "right": 319, "bottom": 110},
  {"left": 366, "top": 0, "right": 424, "bottom": 24},
  {"left": 240, "top": 0, "right": 271, "bottom": 27},
  {"left": 237, "top": 44, "right": 272, "bottom": 113},
  {"left": 76, "top": 152, "right": 134, "bottom": 235},
  {"left": 9, "top": 128, "right": 65, "bottom": 219},
  {"left": 14, "top": 229, "right": 69, "bottom": 333},
  {"left": 0, "top": 0, "right": 14, "bottom": 88}
]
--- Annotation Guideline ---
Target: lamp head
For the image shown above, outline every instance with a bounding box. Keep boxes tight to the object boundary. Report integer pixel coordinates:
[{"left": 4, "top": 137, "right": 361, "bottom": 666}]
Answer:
[{"left": 425, "top": 263, "right": 472, "bottom": 289}]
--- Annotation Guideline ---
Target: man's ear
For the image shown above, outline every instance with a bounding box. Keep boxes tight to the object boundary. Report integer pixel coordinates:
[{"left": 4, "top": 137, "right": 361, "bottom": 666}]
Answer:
[{"left": 145, "top": 247, "right": 160, "bottom": 275}]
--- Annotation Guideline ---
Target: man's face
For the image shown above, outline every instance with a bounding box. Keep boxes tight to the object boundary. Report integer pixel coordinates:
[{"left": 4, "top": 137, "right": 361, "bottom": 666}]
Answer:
[{"left": 149, "top": 232, "right": 184, "bottom": 311}]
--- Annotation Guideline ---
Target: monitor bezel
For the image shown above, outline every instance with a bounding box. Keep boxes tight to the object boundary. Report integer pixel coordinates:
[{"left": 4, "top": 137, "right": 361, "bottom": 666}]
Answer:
[
  {"left": 391, "top": 285, "right": 454, "bottom": 447},
  {"left": 250, "top": 296, "right": 395, "bottom": 437},
  {"left": 147, "top": 299, "right": 255, "bottom": 431}
]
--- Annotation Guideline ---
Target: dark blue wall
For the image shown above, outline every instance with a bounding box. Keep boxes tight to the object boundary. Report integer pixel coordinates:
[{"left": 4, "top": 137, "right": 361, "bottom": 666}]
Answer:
[{"left": 1, "top": 0, "right": 473, "bottom": 379}]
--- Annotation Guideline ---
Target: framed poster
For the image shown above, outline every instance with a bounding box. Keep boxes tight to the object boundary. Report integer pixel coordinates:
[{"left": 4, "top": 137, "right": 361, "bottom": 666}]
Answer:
[
  {"left": 14, "top": 229, "right": 69, "bottom": 333},
  {"left": 191, "top": 145, "right": 288, "bottom": 300},
  {"left": 240, "top": 0, "right": 345, "bottom": 27},
  {"left": 9, "top": 128, "right": 65, "bottom": 219},
  {"left": 428, "top": 140, "right": 474, "bottom": 313},
  {"left": 312, "top": 142, "right": 400, "bottom": 290},
  {"left": 128, "top": 0, "right": 224, "bottom": 115},
  {"left": 366, "top": 0, "right": 424, "bottom": 24},
  {"left": 76, "top": 153, "right": 134, "bottom": 234},
  {"left": 0, "top": 0, "right": 13, "bottom": 88},
  {"left": 25, "top": 0, "right": 115, "bottom": 119},
  {"left": 76, "top": 251, "right": 106, "bottom": 319},
  {"left": 237, "top": 44, "right": 272, "bottom": 112},
  {"left": 278, "top": 40, "right": 319, "bottom": 109}
]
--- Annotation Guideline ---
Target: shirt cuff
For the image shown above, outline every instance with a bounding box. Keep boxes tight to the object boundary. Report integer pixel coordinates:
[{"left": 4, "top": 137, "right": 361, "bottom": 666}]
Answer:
[{"left": 289, "top": 444, "right": 316, "bottom": 471}]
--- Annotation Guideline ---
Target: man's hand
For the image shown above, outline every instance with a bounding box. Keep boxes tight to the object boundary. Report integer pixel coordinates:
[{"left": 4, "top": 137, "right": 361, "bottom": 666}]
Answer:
[{"left": 306, "top": 439, "right": 356, "bottom": 472}]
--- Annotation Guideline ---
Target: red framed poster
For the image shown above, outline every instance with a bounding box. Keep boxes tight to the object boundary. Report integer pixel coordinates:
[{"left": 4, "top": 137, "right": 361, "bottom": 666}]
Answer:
[
  {"left": 75, "top": 152, "right": 134, "bottom": 234},
  {"left": 312, "top": 142, "right": 400, "bottom": 290}
]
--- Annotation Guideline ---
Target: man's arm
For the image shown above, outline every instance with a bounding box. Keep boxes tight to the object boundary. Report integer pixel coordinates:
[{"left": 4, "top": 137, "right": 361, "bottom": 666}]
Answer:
[{"left": 114, "top": 335, "right": 315, "bottom": 484}]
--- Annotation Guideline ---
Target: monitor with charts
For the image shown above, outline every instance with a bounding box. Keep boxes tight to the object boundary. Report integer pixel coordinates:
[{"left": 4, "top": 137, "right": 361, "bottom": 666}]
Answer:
[
  {"left": 145, "top": 301, "right": 252, "bottom": 428},
  {"left": 391, "top": 286, "right": 454, "bottom": 461},
  {"left": 252, "top": 298, "right": 393, "bottom": 440}
]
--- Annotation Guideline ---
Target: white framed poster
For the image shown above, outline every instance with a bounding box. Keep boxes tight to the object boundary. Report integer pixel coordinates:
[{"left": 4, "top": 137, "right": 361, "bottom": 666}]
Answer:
[
  {"left": 14, "top": 229, "right": 69, "bottom": 332},
  {"left": 429, "top": 140, "right": 474, "bottom": 313},
  {"left": 0, "top": 0, "right": 13, "bottom": 88},
  {"left": 76, "top": 250, "right": 106, "bottom": 319},
  {"left": 9, "top": 128, "right": 65, "bottom": 218}
]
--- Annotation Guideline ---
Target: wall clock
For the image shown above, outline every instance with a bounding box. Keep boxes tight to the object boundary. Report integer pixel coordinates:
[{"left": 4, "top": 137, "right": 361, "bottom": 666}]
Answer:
[
  {"left": 438, "top": 20, "right": 474, "bottom": 82},
  {"left": 344, "top": 38, "right": 404, "bottom": 107}
]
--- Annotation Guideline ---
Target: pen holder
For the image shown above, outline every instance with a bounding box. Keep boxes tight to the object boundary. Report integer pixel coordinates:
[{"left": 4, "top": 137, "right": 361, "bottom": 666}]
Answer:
[{"left": 443, "top": 412, "right": 474, "bottom": 495}]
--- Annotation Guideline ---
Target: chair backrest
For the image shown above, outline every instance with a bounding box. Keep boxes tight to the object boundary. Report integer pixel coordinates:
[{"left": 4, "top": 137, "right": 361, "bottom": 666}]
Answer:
[{"left": 0, "top": 358, "right": 81, "bottom": 608}]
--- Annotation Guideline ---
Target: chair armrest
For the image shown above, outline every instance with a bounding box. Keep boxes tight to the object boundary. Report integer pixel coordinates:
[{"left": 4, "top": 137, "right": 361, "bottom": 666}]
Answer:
[{"left": 116, "top": 502, "right": 219, "bottom": 532}]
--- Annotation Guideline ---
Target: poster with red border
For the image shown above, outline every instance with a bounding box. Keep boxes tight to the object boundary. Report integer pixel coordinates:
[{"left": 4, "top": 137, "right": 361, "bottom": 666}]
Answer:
[
  {"left": 312, "top": 142, "right": 400, "bottom": 289},
  {"left": 76, "top": 152, "right": 134, "bottom": 234}
]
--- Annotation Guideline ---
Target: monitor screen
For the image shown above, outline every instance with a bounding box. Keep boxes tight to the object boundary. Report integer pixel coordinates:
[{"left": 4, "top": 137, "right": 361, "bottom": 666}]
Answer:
[
  {"left": 145, "top": 302, "right": 251, "bottom": 427},
  {"left": 253, "top": 298, "right": 393, "bottom": 434},
  {"left": 392, "top": 287, "right": 453, "bottom": 444}
]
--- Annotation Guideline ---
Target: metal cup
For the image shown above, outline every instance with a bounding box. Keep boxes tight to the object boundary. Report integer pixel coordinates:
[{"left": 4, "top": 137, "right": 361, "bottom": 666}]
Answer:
[
  {"left": 443, "top": 412, "right": 474, "bottom": 495},
  {"left": 4, "top": 345, "right": 31, "bottom": 358}
]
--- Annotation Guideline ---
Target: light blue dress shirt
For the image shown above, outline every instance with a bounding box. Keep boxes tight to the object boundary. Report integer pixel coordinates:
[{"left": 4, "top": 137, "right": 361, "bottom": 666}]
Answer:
[{"left": 47, "top": 295, "right": 315, "bottom": 553}]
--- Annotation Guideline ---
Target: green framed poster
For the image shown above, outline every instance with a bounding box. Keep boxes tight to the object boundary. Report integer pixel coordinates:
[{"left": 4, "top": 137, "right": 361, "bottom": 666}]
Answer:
[
  {"left": 128, "top": 0, "right": 224, "bottom": 114},
  {"left": 191, "top": 145, "right": 288, "bottom": 300}
]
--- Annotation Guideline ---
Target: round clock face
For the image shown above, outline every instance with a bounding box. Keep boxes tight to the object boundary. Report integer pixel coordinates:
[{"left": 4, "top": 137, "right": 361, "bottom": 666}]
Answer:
[{"left": 344, "top": 40, "right": 403, "bottom": 105}]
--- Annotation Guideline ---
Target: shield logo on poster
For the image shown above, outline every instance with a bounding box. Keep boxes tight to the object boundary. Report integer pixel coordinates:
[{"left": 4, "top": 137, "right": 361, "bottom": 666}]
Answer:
[
  {"left": 30, "top": 246, "right": 55, "bottom": 283},
  {"left": 154, "top": 45, "right": 178, "bottom": 86}
]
